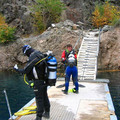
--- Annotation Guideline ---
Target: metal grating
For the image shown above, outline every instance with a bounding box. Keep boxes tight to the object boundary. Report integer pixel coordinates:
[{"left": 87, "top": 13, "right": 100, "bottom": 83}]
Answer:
[{"left": 18, "top": 101, "right": 75, "bottom": 120}]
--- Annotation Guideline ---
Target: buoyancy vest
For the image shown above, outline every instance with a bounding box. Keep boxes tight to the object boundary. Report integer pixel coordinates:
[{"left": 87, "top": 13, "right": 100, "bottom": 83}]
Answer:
[
  {"left": 65, "top": 49, "right": 75, "bottom": 59},
  {"left": 25, "top": 51, "right": 57, "bottom": 86},
  {"left": 65, "top": 50, "right": 77, "bottom": 66},
  {"left": 25, "top": 51, "right": 46, "bottom": 80}
]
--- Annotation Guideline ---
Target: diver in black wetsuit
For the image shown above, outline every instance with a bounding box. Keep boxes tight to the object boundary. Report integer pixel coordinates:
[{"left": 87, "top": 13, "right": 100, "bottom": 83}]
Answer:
[{"left": 14, "top": 45, "right": 50, "bottom": 120}]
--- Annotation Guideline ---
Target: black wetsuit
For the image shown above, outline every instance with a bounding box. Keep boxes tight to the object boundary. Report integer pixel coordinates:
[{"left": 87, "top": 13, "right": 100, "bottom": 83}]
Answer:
[{"left": 15, "top": 50, "right": 50, "bottom": 118}]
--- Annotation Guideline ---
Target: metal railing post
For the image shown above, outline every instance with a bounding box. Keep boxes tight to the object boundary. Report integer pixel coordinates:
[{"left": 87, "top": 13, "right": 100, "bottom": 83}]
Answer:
[
  {"left": 96, "top": 27, "right": 102, "bottom": 76},
  {"left": 3, "top": 89, "right": 13, "bottom": 120}
]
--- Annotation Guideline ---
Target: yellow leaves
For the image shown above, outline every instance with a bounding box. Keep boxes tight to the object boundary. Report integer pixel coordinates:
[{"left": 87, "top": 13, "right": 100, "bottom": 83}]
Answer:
[
  {"left": 92, "top": 2, "right": 120, "bottom": 28},
  {"left": 0, "top": 14, "right": 9, "bottom": 34},
  {"left": 0, "top": 14, "right": 16, "bottom": 43},
  {"left": 0, "top": 14, "right": 6, "bottom": 25}
]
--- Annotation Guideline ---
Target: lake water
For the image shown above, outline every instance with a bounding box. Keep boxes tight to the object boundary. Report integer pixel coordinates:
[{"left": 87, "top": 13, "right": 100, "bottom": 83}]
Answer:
[
  {"left": 0, "top": 71, "right": 34, "bottom": 120},
  {"left": 0, "top": 71, "right": 120, "bottom": 120},
  {"left": 97, "top": 71, "right": 120, "bottom": 120}
]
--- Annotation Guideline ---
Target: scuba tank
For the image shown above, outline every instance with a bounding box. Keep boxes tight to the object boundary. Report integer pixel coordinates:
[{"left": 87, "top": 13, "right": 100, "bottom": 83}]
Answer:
[
  {"left": 46, "top": 56, "right": 57, "bottom": 86},
  {"left": 67, "top": 53, "right": 76, "bottom": 67}
]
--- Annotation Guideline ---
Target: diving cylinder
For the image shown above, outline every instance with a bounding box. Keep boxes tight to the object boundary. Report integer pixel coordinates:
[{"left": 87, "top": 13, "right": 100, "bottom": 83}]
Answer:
[{"left": 47, "top": 56, "right": 57, "bottom": 86}]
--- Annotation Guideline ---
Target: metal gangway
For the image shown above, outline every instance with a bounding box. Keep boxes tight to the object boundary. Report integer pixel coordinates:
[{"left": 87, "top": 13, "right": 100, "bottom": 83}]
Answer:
[{"left": 77, "top": 29, "right": 100, "bottom": 81}]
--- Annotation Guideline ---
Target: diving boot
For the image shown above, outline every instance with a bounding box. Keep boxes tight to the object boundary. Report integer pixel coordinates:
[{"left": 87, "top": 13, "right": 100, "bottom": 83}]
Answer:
[
  {"left": 74, "top": 90, "right": 79, "bottom": 94},
  {"left": 35, "top": 116, "right": 42, "bottom": 120},
  {"left": 62, "top": 90, "right": 68, "bottom": 94},
  {"left": 72, "top": 88, "right": 79, "bottom": 94},
  {"left": 42, "top": 112, "right": 50, "bottom": 119}
]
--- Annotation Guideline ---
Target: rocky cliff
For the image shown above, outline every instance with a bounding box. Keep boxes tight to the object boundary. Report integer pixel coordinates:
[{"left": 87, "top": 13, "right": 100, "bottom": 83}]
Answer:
[
  {"left": 0, "top": 0, "right": 34, "bottom": 36},
  {"left": 1, "top": 20, "right": 120, "bottom": 71},
  {"left": 1, "top": 0, "right": 120, "bottom": 36},
  {"left": 0, "top": 20, "right": 81, "bottom": 70},
  {"left": 98, "top": 27, "right": 120, "bottom": 70},
  {"left": 0, "top": 0, "right": 120, "bottom": 71}
]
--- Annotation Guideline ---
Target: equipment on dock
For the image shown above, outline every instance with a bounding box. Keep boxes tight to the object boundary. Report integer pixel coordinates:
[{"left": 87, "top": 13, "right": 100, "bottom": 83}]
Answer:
[
  {"left": 68, "top": 88, "right": 78, "bottom": 93},
  {"left": 23, "top": 106, "right": 37, "bottom": 110},
  {"left": 14, "top": 109, "right": 36, "bottom": 116}
]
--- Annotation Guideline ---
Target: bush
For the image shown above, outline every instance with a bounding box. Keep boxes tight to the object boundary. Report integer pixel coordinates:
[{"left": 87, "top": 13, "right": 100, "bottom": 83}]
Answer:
[
  {"left": 0, "top": 14, "right": 16, "bottom": 43},
  {"left": 31, "top": 0, "right": 66, "bottom": 33},
  {"left": 0, "top": 25, "right": 16, "bottom": 43},
  {"left": 91, "top": 1, "right": 120, "bottom": 28}
]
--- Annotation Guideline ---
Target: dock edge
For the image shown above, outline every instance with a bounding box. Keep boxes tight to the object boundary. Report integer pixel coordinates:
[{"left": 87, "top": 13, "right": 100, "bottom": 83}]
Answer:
[{"left": 105, "top": 84, "right": 118, "bottom": 120}]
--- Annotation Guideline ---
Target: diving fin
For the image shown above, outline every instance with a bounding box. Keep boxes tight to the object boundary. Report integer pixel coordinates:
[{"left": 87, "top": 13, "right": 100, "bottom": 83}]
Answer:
[
  {"left": 14, "top": 109, "right": 36, "bottom": 116},
  {"left": 68, "top": 88, "right": 76, "bottom": 93},
  {"left": 23, "top": 106, "right": 37, "bottom": 110}
]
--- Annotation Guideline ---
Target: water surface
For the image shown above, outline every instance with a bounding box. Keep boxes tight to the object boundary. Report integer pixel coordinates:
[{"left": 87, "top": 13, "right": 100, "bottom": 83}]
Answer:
[
  {"left": 97, "top": 71, "right": 120, "bottom": 120},
  {"left": 0, "top": 71, "right": 120, "bottom": 120},
  {"left": 0, "top": 71, "right": 34, "bottom": 120}
]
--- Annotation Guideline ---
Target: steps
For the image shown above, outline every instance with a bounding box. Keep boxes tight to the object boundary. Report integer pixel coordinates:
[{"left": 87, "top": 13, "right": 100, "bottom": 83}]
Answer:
[{"left": 77, "top": 30, "right": 99, "bottom": 81}]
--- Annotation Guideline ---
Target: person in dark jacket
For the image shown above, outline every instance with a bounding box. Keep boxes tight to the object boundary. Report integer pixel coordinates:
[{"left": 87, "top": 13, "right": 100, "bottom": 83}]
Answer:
[
  {"left": 61, "top": 44, "right": 79, "bottom": 94},
  {"left": 14, "top": 45, "right": 50, "bottom": 120}
]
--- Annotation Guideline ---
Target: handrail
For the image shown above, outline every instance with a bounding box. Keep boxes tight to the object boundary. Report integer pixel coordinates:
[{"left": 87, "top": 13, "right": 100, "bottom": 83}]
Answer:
[
  {"left": 96, "top": 27, "right": 103, "bottom": 76},
  {"left": 98, "top": 27, "right": 103, "bottom": 55},
  {"left": 73, "top": 27, "right": 84, "bottom": 50}
]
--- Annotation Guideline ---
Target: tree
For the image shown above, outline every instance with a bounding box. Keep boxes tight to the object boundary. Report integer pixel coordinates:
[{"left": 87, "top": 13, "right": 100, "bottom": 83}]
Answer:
[{"left": 31, "top": 0, "right": 66, "bottom": 33}]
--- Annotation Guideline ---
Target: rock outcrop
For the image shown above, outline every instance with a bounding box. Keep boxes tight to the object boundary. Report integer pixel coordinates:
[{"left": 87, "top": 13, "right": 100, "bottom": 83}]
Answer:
[
  {"left": 1, "top": 0, "right": 119, "bottom": 36},
  {"left": 0, "top": 0, "right": 120, "bottom": 71},
  {"left": 0, "top": 0, "right": 35, "bottom": 36},
  {"left": 0, "top": 20, "right": 120, "bottom": 71},
  {"left": 0, "top": 20, "right": 82, "bottom": 71},
  {"left": 98, "top": 27, "right": 120, "bottom": 69},
  {"left": 63, "top": 0, "right": 120, "bottom": 29}
]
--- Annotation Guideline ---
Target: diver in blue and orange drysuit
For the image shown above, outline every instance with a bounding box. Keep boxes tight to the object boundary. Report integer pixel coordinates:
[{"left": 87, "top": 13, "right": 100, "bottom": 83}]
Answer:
[{"left": 61, "top": 44, "right": 79, "bottom": 94}]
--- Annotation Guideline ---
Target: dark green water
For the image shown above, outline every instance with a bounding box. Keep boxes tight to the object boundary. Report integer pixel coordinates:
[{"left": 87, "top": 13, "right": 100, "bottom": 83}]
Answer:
[
  {"left": 0, "top": 71, "right": 34, "bottom": 120},
  {"left": 0, "top": 71, "right": 120, "bottom": 120},
  {"left": 97, "top": 71, "right": 120, "bottom": 120}
]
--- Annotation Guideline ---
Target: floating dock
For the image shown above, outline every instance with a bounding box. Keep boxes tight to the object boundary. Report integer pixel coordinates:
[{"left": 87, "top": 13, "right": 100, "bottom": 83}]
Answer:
[
  {"left": 10, "top": 80, "right": 117, "bottom": 120},
  {"left": 9, "top": 29, "right": 117, "bottom": 120}
]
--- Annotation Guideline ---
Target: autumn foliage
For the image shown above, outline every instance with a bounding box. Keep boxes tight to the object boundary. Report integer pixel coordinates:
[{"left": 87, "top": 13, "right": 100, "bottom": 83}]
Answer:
[
  {"left": 0, "top": 14, "right": 16, "bottom": 43},
  {"left": 92, "top": 2, "right": 120, "bottom": 28}
]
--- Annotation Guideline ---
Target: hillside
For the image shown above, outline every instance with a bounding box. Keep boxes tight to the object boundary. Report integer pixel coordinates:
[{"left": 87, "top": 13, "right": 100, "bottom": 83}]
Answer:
[
  {"left": 0, "top": 20, "right": 81, "bottom": 70},
  {"left": 0, "top": 0, "right": 120, "bottom": 71}
]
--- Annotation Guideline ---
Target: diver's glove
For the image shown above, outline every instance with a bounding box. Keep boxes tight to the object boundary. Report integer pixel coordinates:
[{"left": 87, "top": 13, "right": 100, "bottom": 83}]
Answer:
[
  {"left": 30, "top": 82, "right": 34, "bottom": 88},
  {"left": 14, "top": 64, "right": 18, "bottom": 71},
  {"left": 46, "top": 50, "right": 53, "bottom": 56}
]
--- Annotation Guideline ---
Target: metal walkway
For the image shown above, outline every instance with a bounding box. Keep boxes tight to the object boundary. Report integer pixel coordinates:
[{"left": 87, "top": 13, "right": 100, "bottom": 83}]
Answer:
[
  {"left": 77, "top": 30, "right": 99, "bottom": 81},
  {"left": 11, "top": 81, "right": 117, "bottom": 120}
]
